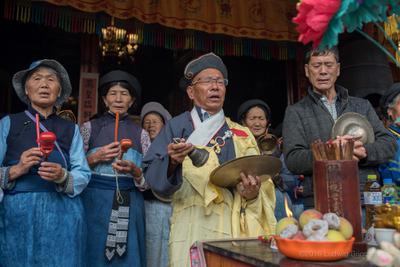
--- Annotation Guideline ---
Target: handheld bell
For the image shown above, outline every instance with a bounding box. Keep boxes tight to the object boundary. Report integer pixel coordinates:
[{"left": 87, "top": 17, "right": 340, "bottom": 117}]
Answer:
[
  {"left": 39, "top": 131, "right": 56, "bottom": 159},
  {"left": 120, "top": 139, "right": 133, "bottom": 154},
  {"left": 172, "top": 138, "right": 209, "bottom": 167},
  {"left": 257, "top": 133, "right": 278, "bottom": 155},
  {"left": 188, "top": 147, "right": 209, "bottom": 167},
  {"left": 119, "top": 138, "right": 133, "bottom": 159}
]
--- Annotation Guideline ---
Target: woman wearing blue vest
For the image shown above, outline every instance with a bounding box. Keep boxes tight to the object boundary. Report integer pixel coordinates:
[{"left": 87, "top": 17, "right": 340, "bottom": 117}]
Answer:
[
  {"left": 0, "top": 59, "right": 91, "bottom": 266},
  {"left": 80, "top": 70, "right": 150, "bottom": 267}
]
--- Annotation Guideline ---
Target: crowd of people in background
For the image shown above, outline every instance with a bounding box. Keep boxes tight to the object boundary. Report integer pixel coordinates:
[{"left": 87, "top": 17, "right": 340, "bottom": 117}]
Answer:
[{"left": 0, "top": 47, "right": 398, "bottom": 267}]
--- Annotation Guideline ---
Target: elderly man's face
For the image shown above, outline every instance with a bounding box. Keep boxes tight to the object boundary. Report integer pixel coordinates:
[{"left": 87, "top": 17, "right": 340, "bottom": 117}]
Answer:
[
  {"left": 25, "top": 67, "right": 61, "bottom": 109},
  {"left": 305, "top": 52, "right": 340, "bottom": 94},
  {"left": 186, "top": 68, "right": 226, "bottom": 115},
  {"left": 388, "top": 97, "right": 400, "bottom": 126}
]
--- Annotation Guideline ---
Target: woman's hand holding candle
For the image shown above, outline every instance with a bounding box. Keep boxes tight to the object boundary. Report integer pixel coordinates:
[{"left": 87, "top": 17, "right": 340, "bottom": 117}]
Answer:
[
  {"left": 112, "top": 160, "right": 142, "bottom": 182},
  {"left": 38, "top": 161, "right": 64, "bottom": 182},
  {"left": 87, "top": 142, "right": 120, "bottom": 167},
  {"left": 8, "top": 147, "right": 43, "bottom": 181}
]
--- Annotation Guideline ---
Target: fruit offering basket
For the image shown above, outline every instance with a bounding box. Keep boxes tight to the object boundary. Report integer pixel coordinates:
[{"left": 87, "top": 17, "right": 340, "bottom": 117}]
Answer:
[
  {"left": 273, "top": 207, "right": 356, "bottom": 261},
  {"left": 274, "top": 236, "right": 355, "bottom": 261}
]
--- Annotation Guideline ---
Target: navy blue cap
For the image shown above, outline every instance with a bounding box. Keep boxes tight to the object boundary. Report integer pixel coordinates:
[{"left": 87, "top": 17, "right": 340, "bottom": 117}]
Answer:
[{"left": 184, "top": 52, "right": 228, "bottom": 82}]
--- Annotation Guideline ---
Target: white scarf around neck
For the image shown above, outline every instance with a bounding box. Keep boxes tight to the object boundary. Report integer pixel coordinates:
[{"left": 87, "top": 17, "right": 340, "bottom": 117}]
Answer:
[{"left": 186, "top": 107, "right": 225, "bottom": 146}]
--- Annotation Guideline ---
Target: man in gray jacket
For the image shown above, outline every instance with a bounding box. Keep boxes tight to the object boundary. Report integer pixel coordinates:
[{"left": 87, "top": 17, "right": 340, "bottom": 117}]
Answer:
[{"left": 282, "top": 46, "right": 397, "bottom": 208}]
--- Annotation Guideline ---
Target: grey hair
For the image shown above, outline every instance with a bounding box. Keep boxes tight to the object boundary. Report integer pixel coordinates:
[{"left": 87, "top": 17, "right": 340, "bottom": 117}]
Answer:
[
  {"left": 305, "top": 46, "right": 340, "bottom": 63},
  {"left": 24, "top": 66, "right": 62, "bottom": 94}
]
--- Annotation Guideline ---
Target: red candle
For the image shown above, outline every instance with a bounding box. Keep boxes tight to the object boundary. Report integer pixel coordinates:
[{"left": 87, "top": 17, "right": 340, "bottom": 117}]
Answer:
[
  {"left": 35, "top": 113, "right": 40, "bottom": 146},
  {"left": 114, "top": 112, "right": 119, "bottom": 142}
]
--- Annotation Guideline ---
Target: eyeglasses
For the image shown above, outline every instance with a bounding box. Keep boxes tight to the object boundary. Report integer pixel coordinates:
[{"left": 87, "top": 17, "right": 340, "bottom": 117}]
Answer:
[{"left": 191, "top": 77, "right": 228, "bottom": 87}]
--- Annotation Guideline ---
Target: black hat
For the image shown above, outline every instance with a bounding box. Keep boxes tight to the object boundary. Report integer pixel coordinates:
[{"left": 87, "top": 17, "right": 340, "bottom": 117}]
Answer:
[
  {"left": 380, "top": 83, "right": 400, "bottom": 112},
  {"left": 184, "top": 52, "right": 228, "bottom": 81},
  {"left": 12, "top": 59, "right": 72, "bottom": 107},
  {"left": 237, "top": 99, "right": 271, "bottom": 122},
  {"left": 99, "top": 70, "right": 141, "bottom": 105}
]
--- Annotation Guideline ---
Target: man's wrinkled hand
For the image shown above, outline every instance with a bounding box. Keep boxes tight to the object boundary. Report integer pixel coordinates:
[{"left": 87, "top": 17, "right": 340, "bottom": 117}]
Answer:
[
  {"left": 236, "top": 172, "right": 261, "bottom": 200},
  {"left": 168, "top": 138, "right": 193, "bottom": 166}
]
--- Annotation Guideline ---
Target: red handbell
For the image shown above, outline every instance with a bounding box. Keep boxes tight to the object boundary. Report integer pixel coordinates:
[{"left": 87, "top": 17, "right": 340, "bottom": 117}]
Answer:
[
  {"left": 120, "top": 138, "right": 133, "bottom": 154},
  {"left": 39, "top": 131, "right": 56, "bottom": 159}
]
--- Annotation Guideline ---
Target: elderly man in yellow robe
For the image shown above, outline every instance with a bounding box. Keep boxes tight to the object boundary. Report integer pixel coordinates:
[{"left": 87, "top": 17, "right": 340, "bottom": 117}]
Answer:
[{"left": 142, "top": 52, "right": 276, "bottom": 267}]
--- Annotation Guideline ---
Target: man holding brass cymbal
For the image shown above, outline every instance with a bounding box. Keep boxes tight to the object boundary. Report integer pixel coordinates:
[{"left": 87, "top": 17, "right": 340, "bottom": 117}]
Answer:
[
  {"left": 282, "top": 46, "right": 397, "bottom": 209},
  {"left": 143, "top": 53, "right": 276, "bottom": 267}
]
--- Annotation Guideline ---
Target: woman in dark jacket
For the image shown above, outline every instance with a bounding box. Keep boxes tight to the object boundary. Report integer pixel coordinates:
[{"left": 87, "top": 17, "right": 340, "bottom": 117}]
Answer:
[{"left": 80, "top": 70, "right": 150, "bottom": 267}]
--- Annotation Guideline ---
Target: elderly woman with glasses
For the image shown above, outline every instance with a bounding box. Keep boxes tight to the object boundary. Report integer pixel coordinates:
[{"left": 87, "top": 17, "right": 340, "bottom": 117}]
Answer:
[
  {"left": 0, "top": 59, "right": 91, "bottom": 266},
  {"left": 80, "top": 70, "right": 150, "bottom": 267},
  {"left": 140, "top": 101, "right": 172, "bottom": 267}
]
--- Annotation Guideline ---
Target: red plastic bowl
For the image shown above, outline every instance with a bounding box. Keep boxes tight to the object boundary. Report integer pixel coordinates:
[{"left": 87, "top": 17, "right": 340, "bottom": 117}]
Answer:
[{"left": 274, "top": 236, "right": 355, "bottom": 261}]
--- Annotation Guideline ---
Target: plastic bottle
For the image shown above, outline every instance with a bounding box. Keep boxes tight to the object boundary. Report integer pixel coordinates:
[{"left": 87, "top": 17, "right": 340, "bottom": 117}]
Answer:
[
  {"left": 363, "top": 174, "right": 382, "bottom": 229},
  {"left": 382, "top": 178, "right": 398, "bottom": 205}
]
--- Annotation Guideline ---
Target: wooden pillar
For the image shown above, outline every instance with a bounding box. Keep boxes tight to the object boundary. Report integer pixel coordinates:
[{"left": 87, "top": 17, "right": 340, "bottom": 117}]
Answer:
[
  {"left": 287, "top": 46, "right": 308, "bottom": 105},
  {"left": 78, "top": 34, "right": 99, "bottom": 124}
]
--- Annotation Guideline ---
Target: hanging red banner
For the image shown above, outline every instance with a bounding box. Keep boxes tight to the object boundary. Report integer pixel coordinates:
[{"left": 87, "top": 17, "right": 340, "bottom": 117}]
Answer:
[{"left": 78, "top": 72, "right": 98, "bottom": 124}]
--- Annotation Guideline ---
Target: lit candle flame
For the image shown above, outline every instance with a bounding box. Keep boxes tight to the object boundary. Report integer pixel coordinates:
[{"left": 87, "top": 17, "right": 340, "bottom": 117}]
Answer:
[{"left": 284, "top": 196, "right": 293, "bottom": 218}]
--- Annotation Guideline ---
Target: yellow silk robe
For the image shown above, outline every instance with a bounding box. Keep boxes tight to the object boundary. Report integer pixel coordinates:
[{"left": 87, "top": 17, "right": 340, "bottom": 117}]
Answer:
[{"left": 169, "top": 119, "right": 276, "bottom": 267}]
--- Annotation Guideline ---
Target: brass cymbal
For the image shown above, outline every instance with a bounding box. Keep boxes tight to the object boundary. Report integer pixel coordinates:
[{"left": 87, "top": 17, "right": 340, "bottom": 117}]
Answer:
[
  {"left": 331, "top": 112, "right": 375, "bottom": 144},
  {"left": 209, "top": 155, "right": 282, "bottom": 188}
]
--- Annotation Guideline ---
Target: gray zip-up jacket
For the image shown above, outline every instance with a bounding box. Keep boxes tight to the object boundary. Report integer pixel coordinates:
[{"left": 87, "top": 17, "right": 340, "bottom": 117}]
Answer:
[{"left": 282, "top": 85, "right": 397, "bottom": 206}]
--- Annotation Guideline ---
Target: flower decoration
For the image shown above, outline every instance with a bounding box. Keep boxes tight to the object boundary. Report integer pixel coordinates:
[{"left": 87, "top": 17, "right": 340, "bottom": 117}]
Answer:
[
  {"left": 292, "top": 0, "right": 400, "bottom": 65},
  {"left": 292, "top": 0, "right": 341, "bottom": 48}
]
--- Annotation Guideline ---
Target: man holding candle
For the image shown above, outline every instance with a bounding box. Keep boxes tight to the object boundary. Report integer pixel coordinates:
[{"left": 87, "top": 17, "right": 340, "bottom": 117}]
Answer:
[
  {"left": 0, "top": 59, "right": 91, "bottom": 266},
  {"left": 282, "top": 46, "right": 397, "bottom": 209},
  {"left": 80, "top": 70, "right": 150, "bottom": 266},
  {"left": 142, "top": 53, "right": 277, "bottom": 267}
]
